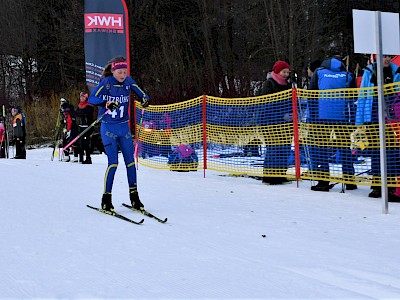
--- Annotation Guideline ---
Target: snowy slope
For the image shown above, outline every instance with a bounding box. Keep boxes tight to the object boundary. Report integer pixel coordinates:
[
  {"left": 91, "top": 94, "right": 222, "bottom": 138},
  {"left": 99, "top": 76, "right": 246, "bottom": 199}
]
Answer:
[{"left": 1, "top": 148, "right": 400, "bottom": 299}]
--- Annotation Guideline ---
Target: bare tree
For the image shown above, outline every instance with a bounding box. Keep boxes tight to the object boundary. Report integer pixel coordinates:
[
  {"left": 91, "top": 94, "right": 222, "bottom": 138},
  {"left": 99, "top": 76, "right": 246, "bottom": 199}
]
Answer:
[{"left": 1, "top": 0, "right": 400, "bottom": 106}]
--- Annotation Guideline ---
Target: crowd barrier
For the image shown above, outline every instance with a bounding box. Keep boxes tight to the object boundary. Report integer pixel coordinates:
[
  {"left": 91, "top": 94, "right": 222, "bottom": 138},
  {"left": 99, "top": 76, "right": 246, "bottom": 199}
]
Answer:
[{"left": 134, "top": 83, "right": 400, "bottom": 187}]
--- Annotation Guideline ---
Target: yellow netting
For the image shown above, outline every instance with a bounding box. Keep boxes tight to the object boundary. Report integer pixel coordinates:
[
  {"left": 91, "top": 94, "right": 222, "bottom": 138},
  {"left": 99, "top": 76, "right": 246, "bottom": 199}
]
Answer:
[{"left": 133, "top": 83, "right": 400, "bottom": 186}]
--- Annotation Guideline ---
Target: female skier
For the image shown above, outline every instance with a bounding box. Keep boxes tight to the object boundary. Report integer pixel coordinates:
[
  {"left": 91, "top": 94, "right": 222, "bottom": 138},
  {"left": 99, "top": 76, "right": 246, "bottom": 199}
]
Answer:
[{"left": 89, "top": 56, "right": 150, "bottom": 212}]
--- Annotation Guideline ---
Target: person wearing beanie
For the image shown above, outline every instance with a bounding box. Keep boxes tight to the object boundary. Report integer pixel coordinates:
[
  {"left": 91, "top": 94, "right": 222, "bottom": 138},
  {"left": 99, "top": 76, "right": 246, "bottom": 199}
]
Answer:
[
  {"left": 76, "top": 91, "right": 94, "bottom": 164},
  {"left": 307, "top": 56, "right": 357, "bottom": 192},
  {"left": 307, "top": 59, "right": 321, "bottom": 78},
  {"left": 260, "top": 60, "right": 292, "bottom": 95},
  {"left": 259, "top": 60, "right": 292, "bottom": 185},
  {"left": 60, "top": 98, "right": 79, "bottom": 162}
]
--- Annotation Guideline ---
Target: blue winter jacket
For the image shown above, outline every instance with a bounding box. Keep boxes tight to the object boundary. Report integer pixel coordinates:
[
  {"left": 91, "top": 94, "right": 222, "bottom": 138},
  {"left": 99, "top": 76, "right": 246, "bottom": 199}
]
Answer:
[
  {"left": 308, "top": 57, "right": 354, "bottom": 122},
  {"left": 89, "top": 75, "right": 149, "bottom": 124},
  {"left": 355, "top": 62, "right": 400, "bottom": 125}
]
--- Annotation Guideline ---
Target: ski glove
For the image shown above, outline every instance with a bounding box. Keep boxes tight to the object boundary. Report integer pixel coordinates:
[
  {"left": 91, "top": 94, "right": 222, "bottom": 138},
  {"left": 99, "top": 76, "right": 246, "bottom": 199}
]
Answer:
[
  {"left": 106, "top": 101, "right": 119, "bottom": 112},
  {"left": 350, "top": 126, "right": 369, "bottom": 154},
  {"left": 66, "top": 130, "right": 71, "bottom": 139},
  {"left": 141, "top": 96, "right": 150, "bottom": 108}
]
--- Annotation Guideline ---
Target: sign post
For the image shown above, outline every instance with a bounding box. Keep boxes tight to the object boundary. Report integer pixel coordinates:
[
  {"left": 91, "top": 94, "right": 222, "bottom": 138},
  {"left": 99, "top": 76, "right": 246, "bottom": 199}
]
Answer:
[{"left": 353, "top": 9, "right": 400, "bottom": 213}]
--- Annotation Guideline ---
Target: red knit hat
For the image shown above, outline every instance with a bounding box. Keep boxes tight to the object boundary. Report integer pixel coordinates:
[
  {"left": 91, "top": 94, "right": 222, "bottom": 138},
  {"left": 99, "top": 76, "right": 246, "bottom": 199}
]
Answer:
[{"left": 273, "top": 61, "right": 291, "bottom": 74}]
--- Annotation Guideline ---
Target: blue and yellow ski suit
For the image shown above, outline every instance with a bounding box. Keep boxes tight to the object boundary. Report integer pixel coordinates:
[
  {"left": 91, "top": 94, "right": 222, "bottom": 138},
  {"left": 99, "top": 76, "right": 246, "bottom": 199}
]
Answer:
[{"left": 89, "top": 75, "right": 149, "bottom": 193}]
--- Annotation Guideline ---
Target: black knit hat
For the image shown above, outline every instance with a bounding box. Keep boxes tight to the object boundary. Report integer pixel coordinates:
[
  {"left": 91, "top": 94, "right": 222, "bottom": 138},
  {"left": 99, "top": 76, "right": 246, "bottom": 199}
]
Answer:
[
  {"left": 11, "top": 105, "right": 21, "bottom": 113},
  {"left": 309, "top": 60, "right": 321, "bottom": 72}
]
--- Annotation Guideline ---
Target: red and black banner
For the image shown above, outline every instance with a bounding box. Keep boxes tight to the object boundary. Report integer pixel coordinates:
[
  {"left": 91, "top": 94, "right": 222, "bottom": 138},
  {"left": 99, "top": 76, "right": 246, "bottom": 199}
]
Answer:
[{"left": 84, "top": 0, "right": 130, "bottom": 91}]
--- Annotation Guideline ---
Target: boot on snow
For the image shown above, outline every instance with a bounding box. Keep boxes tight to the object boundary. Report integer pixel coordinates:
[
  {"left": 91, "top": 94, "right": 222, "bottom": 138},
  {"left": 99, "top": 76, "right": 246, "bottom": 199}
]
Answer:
[
  {"left": 129, "top": 186, "right": 144, "bottom": 210},
  {"left": 311, "top": 180, "right": 331, "bottom": 192},
  {"left": 82, "top": 157, "right": 92, "bottom": 164},
  {"left": 101, "top": 193, "right": 114, "bottom": 212}
]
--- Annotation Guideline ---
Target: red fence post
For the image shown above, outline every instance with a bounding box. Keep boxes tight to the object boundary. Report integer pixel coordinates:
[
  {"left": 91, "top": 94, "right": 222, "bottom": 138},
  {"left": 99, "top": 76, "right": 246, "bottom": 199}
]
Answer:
[
  {"left": 202, "top": 95, "right": 207, "bottom": 178},
  {"left": 291, "top": 88, "right": 301, "bottom": 186}
]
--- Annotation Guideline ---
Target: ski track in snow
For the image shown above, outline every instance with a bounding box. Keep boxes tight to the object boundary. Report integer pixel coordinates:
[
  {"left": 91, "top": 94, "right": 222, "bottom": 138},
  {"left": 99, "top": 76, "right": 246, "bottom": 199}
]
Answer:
[
  {"left": 286, "top": 266, "right": 400, "bottom": 299},
  {"left": 1, "top": 148, "right": 400, "bottom": 298}
]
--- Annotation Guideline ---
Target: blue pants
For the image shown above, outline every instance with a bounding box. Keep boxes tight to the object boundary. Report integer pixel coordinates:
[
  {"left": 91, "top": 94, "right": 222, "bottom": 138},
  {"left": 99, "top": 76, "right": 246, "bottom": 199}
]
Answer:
[
  {"left": 264, "top": 145, "right": 291, "bottom": 168},
  {"left": 101, "top": 122, "right": 137, "bottom": 193},
  {"left": 309, "top": 146, "right": 355, "bottom": 174}
]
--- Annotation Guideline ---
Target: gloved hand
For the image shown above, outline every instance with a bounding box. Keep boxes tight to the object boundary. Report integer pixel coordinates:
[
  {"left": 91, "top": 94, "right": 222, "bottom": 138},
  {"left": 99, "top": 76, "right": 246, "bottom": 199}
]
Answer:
[
  {"left": 65, "top": 130, "right": 71, "bottom": 139},
  {"left": 141, "top": 96, "right": 150, "bottom": 108},
  {"left": 350, "top": 126, "right": 369, "bottom": 154},
  {"left": 106, "top": 101, "right": 119, "bottom": 111}
]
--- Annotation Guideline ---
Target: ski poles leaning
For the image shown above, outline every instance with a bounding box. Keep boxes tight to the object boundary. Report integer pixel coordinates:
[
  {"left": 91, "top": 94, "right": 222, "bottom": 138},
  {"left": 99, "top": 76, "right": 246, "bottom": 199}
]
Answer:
[{"left": 59, "top": 109, "right": 109, "bottom": 156}]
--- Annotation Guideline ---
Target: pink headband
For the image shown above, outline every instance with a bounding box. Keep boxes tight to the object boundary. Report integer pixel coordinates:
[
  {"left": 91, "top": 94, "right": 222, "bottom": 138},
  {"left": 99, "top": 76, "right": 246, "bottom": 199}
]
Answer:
[{"left": 111, "top": 61, "right": 128, "bottom": 71}]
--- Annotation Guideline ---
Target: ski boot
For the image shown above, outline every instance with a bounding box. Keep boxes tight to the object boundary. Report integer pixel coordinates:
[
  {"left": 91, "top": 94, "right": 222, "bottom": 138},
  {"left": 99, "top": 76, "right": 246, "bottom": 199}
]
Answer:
[
  {"left": 82, "top": 157, "right": 92, "bottom": 164},
  {"left": 129, "top": 185, "right": 144, "bottom": 210},
  {"left": 101, "top": 193, "right": 114, "bottom": 212},
  {"left": 311, "top": 180, "right": 331, "bottom": 192},
  {"left": 368, "top": 188, "right": 381, "bottom": 198},
  {"left": 345, "top": 183, "right": 357, "bottom": 190},
  {"left": 62, "top": 150, "right": 70, "bottom": 162}
]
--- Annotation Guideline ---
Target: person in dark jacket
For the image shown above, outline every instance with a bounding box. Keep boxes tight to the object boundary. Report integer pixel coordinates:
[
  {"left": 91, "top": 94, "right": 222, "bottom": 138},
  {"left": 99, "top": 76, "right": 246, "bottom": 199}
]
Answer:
[
  {"left": 308, "top": 56, "right": 357, "bottom": 191},
  {"left": 60, "top": 98, "right": 79, "bottom": 162},
  {"left": 260, "top": 61, "right": 292, "bottom": 95},
  {"left": 307, "top": 59, "right": 321, "bottom": 79},
  {"left": 76, "top": 92, "right": 94, "bottom": 164},
  {"left": 11, "top": 106, "right": 26, "bottom": 159},
  {"left": 260, "top": 60, "right": 292, "bottom": 185}
]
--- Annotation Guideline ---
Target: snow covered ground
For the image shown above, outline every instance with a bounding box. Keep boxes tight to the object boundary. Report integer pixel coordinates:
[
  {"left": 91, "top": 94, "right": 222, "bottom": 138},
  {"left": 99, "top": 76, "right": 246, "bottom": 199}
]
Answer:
[{"left": 1, "top": 148, "right": 400, "bottom": 299}]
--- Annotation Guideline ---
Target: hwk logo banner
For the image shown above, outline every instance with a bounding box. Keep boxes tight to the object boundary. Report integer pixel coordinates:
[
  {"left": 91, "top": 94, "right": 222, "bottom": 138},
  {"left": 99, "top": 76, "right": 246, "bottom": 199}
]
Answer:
[
  {"left": 84, "top": 0, "right": 130, "bottom": 91},
  {"left": 85, "top": 13, "right": 124, "bottom": 33}
]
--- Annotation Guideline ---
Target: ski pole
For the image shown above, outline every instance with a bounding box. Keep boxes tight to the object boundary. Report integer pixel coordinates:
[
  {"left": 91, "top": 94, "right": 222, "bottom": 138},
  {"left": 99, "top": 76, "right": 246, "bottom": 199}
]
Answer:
[
  {"left": 60, "top": 110, "right": 109, "bottom": 155},
  {"left": 51, "top": 111, "right": 62, "bottom": 161},
  {"left": 328, "top": 169, "right": 371, "bottom": 189},
  {"left": 134, "top": 107, "right": 145, "bottom": 168}
]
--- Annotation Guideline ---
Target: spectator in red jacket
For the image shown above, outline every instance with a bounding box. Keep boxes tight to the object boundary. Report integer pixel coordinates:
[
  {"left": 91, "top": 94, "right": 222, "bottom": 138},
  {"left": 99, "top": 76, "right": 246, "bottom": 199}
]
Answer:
[
  {"left": 0, "top": 116, "right": 6, "bottom": 158},
  {"left": 60, "top": 98, "right": 79, "bottom": 162},
  {"left": 76, "top": 92, "right": 95, "bottom": 164}
]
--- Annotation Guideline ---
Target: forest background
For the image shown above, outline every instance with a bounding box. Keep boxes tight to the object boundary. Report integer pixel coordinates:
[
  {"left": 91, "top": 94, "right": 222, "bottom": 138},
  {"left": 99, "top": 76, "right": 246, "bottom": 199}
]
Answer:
[{"left": 0, "top": 0, "right": 399, "bottom": 144}]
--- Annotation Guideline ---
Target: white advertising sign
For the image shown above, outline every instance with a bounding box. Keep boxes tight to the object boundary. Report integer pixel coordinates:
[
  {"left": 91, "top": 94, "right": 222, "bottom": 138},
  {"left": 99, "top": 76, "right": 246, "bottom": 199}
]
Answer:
[{"left": 353, "top": 9, "right": 400, "bottom": 54}]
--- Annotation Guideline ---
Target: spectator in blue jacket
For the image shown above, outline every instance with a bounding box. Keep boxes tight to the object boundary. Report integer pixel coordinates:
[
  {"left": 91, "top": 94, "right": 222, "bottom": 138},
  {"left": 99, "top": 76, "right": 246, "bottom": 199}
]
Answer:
[
  {"left": 356, "top": 55, "right": 400, "bottom": 124},
  {"left": 356, "top": 55, "right": 400, "bottom": 200},
  {"left": 308, "top": 56, "right": 357, "bottom": 191},
  {"left": 89, "top": 56, "right": 150, "bottom": 212}
]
